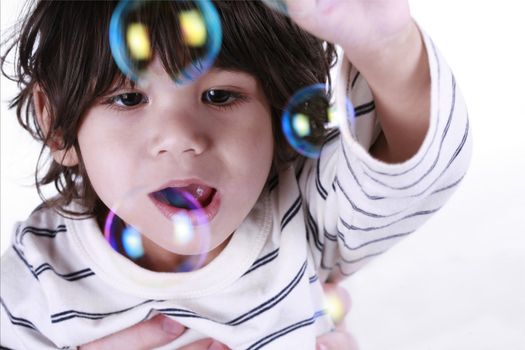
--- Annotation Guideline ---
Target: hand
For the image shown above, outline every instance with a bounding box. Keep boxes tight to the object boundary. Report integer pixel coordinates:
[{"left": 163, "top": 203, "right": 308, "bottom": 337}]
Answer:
[
  {"left": 316, "top": 283, "right": 359, "bottom": 350},
  {"left": 79, "top": 314, "right": 228, "bottom": 350},
  {"left": 283, "top": 0, "right": 413, "bottom": 58}
]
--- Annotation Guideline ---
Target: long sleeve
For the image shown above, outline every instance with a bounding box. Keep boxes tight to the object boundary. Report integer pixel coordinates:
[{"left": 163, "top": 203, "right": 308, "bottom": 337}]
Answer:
[{"left": 299, "top": 28, "right": 472, "bottom": 282}]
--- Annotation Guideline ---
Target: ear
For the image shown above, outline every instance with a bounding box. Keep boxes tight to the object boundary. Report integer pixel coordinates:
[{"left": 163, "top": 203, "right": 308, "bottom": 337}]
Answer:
[{"left": 33, "top": 85, "right": 79, "bottom": 167}]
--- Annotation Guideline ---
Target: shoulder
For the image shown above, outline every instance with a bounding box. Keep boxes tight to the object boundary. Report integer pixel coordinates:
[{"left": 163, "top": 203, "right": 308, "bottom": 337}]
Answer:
[
  {"left": 1, "top": 202, "right": 94, "bottom": 296},
  {"left": 1, "top": 204, "right": 68, "bottom": 291}
]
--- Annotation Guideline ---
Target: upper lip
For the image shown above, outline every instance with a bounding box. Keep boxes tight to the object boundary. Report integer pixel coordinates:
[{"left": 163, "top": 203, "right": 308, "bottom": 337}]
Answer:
[{"left": 150, "top": 178, "right": 216, "bottom": 193}]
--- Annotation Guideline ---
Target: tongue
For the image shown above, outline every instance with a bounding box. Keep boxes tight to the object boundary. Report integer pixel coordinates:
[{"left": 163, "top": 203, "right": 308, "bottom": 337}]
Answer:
[{"left": 172, "top": 184, "right": 214, "bottom": 207}]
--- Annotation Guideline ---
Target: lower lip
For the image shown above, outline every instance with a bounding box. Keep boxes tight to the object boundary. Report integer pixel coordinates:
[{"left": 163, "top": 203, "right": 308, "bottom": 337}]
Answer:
[{"left": 149, "top": 191, "right": 221, "bottom": 226}]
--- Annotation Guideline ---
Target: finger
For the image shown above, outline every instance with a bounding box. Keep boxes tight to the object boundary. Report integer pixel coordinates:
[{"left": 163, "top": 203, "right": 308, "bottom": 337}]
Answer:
[
  {"left": 316, "top": 330, "right": 359, "bottom": 350},
  {"left": 322, "top": 283, "right": 352, "bottom": 326},
  {"left": 80, "top": 314, "right": 185, "bottom": 350},
  {"left": 179, "top": 339, "right": 229, "bottom": 350}
]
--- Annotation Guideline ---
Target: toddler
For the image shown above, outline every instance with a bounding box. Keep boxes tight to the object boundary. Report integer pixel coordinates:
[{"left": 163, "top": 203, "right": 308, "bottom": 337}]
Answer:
[{"left": 0, "top": 0, "right": 471, "bottom": 348}]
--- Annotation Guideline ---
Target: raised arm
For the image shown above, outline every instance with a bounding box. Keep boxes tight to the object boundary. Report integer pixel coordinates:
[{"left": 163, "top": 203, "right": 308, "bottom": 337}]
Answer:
[{"left": 287, "top": 0, "right": 472, "bottom": 280}]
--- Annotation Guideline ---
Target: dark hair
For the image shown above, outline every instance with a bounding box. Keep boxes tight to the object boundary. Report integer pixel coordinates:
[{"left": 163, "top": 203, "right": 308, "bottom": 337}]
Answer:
[{"left": 1, "top": 0, "right": 337, "bottom": 218}]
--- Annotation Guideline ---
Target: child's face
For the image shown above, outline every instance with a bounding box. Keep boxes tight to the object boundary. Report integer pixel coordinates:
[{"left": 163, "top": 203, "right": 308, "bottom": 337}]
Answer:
[{"left": 74, "top": 58, "right": 274, "bottom": 256}]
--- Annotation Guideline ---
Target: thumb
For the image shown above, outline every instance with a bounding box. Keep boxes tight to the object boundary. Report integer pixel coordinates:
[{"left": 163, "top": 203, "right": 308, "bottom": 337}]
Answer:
[{"left": 80, "top": 314, "right": 186, "bottom": 350}]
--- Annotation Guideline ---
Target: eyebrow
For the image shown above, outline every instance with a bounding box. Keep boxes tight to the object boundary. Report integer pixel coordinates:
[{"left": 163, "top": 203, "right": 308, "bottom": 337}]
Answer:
[{"left": 205, "top": 67, "right": 257, "bottom": 84}]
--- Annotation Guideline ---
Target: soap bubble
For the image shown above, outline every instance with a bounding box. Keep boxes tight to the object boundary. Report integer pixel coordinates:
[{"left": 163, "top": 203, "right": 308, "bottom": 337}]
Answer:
[
  {"left": 109, "top": 0, "right": 222, "bottom": 84},
  {"left": 281, "top": 83, "right": 355, "bottom": 158}
]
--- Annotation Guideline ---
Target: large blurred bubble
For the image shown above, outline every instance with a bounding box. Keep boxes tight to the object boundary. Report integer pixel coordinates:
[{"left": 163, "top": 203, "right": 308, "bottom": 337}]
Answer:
[
  {"left": 109, "top": 0, "right": 222, "bottom": 84},
  {"left": 103, "top": 181, "right": 217, "bottom": 272}
]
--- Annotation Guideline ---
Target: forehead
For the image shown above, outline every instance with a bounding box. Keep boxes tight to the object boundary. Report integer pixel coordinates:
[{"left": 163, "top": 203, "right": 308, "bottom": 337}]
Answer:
[{"left": 114, "top": 56, "right": 260, "bottom": 95}]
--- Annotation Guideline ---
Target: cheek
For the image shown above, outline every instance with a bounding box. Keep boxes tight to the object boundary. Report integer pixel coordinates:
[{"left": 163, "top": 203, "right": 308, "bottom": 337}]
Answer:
[
  {"left": 230, "top": 120, "right": 274, "bottom": 192},
  {"left": 77, "top": 126, "right": 133, "bottom": 204}
]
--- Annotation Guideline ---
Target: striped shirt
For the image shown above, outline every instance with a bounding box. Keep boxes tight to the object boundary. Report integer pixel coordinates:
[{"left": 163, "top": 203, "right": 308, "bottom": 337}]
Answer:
[{"left": 0, "top": 30, "right": 472, "bottom": 349}]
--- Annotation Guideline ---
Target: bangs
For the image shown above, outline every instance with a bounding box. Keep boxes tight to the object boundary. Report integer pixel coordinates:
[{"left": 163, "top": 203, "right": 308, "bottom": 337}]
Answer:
[{"left": 86, "top": 1, "right": 304, "bottom": 103}]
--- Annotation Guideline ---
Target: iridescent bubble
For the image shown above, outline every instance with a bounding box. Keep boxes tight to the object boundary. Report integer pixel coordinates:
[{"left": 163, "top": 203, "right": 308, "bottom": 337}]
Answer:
[
  {"left": 104, "top": 183, "right": 213, "bottom": 272},
  {"left": 261, "top": 0, "right": 289, "bottom": 15},
  {"left": 281, "top": 83, "right": 355, "bottom": 158},
  {"left": 109, "top": 0, "right": 222, "bottom": 84},
  {"left": 121, "top": 226, "right": 144, "bottom": 259},
  {"left": 261, "top": 0, "right": 312, "bottom": 18},
  {"left": 323, "top": 290, "right": 346, "bottom": 323}
]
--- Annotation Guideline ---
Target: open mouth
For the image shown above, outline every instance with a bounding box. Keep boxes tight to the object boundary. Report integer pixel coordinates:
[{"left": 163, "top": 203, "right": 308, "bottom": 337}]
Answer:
[
  {"left": 151, "top": 184, "right": 216, "bottom": 209},
  {"left": 148, "top": 183, "right": 220, "bottom": 223}
]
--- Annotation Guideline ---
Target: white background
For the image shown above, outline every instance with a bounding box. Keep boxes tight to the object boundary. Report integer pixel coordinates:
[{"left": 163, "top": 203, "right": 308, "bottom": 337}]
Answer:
[{"left": 2, "top": 1, "right": 525, "bottom": 349}]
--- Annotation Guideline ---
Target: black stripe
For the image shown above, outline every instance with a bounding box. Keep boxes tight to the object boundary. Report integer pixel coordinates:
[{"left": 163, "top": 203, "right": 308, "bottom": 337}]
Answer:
[
  {"left": 155, "top": 308, "right": 199, "bottom": 318},
  {"left": 354, "top": 101, "right": 375, "bottom": 117},
  {"left": 243, "top": 248, "right": 280, "bottom": 276},
  {"left": 247, "top": 310, "right": 324, "bottom": 350},
  {"left": 333, "top": 263, "right": 357, "bottom": 277},
  {"left": 227, "top": 261, "right": 307, "bottom": 326},
  {"left": 313, "top": 128, "right": 342, "bottom": 201},
  {"left": 323, "top": 229, "right": 337, "bottom": 242},
  {"left": 18, "top": 225, "right": 67, "bottom": 244},
  {"left": 340, "top": 207, "right": 440, "bottom": 232},
  {"left": 315, "top": 173, "right": 328, "bottom": 200},
  {"left": 315, "top": 159, "right": 328, "bottom": 200},
  {"left": 351, "top": 71, "right": 360, "bottom": 89},
  {"left": 51, "top": 299, "right": 158, "bottom": 323},
  {"left": 12, "top": 246, "right": 39, "bottom": 280},
  {"left": 280, "top": 196, "right": 302, "bottom": 230},
  {"left": 431, "top": 174, "right": 465, "bottom": 194},
  {"left": 337, "top": 229, "right": 414, "bottom": 251},
  {"left": 34, "top": 264, "right": 95, "bottom": 281},
  {"left": 322, "top": 128, "right": 340, "bottom": 145},
  {"left": 340, "top": 251, "right": 384, "bottom": 265},
  {"left": 445, "top": 117, "right": 469, "bottom": 168},
  {"left": 406, "top": 115, "right": 469, "bottom": 198},
  {"left": 334, "top": 251, "right": 385, "bottom": 276},
  {"left": 335, "top": 178, "right": 403, "bottom": 218},
  {"left": 309, "top": 275, "right": 318, "bottom": 284},
  {"left": 341, "top": 144, "right": 385, "bottom": 200},
  {"left": 1, "top": 298, "right": 38, "bottom": 331},
  {"left": 305, "top": 207, "right": 323, "bottom": 252},
  {"left": 12, "top": 246, "right": 94, "bottom": 282}
]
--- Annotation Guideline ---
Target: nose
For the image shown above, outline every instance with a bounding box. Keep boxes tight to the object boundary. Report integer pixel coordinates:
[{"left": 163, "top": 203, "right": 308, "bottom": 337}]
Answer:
[{"left": 148, "top": 106, "right": 210, "bottom": 159}]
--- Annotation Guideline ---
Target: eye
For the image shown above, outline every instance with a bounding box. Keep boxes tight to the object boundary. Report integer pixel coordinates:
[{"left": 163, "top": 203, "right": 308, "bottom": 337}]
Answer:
[
  {"left": 110, "top": 92, "right": 148, "bottom": 107},
  {"left": 202, "top": 89, "right": 238, "bottom": 105}
]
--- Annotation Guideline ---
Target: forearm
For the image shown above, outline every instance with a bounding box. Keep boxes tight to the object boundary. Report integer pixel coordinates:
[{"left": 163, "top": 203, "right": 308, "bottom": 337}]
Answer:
[{"left": 345, "top": 20, "right": 431, "bottom": 163}]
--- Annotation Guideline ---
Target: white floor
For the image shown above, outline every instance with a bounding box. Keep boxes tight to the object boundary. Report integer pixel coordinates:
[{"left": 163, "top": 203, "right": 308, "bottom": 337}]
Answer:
[{"left": 342, "top": 167, "right": 525, "bottom": 349}]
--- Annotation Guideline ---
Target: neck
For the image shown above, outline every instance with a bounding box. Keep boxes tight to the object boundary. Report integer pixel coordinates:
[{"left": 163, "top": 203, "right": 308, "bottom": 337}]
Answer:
[
  {"left": 95, "top": 204, "right": 229, "bottom": 273},
  {"left": 137, "top": 234, "right": 230, "bottom": 273}
]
